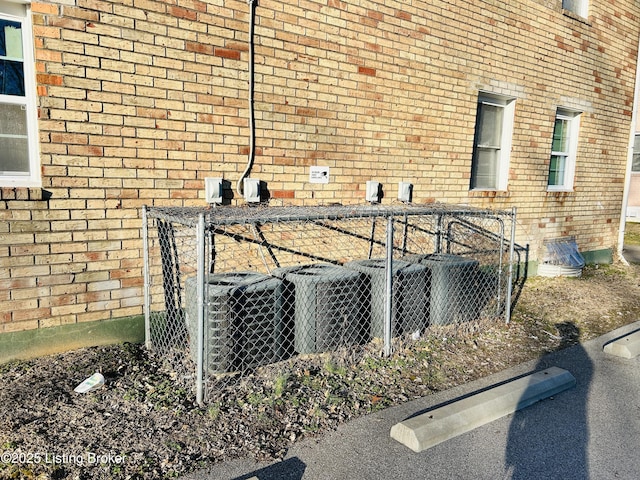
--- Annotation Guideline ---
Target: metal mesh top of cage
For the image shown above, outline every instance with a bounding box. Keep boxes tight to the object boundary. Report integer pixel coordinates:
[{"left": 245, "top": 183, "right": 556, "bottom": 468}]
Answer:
[{"left": 144, "top": 203, "right": 514, "bottom": 227}]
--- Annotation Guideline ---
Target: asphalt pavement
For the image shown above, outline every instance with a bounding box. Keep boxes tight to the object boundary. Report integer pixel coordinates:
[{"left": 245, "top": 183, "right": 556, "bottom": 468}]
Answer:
[
  {"left": 182, "top": 320, "right": 640, "bottom": 480},
  {"left": 623, "top": 245, "right": 640, "bottom": 264}
]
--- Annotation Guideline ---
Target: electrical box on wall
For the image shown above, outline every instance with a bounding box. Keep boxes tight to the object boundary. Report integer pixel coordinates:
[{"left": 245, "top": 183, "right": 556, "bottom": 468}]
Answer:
[
  {"left": 244, "top": 178, "right": 261, "bottom": 203},
  {"left": 398, "top": 182, "right": 413, "bottom": 203},
  {"left": 205, "top": 177, "right": 223, "bottom": 204},
  {"left": 366, "top": 181, "right": 381, "bottom": 203}
]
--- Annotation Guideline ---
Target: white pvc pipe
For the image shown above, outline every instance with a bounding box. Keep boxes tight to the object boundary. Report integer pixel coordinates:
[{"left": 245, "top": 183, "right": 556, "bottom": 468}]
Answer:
[
  {"left": 142, "top": 205, "right": 151, "bottom": 349},
  {"left": 196, "top": 212, "right": 206, "bottom": 405},
  {"left": 618, "top": 36, "right": 640, "bottom": 265}
]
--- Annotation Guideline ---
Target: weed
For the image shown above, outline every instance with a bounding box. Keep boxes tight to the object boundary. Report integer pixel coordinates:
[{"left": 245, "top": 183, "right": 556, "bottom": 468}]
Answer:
[
  {"left": 289, "top": 395, "right": 303, "bottom": 407},
  {"left": 246, "top": 392, "right": 264, "bottom": 406},
  {"left": 0, "top": 360, "right": 31, "bottom": 376},
  {"left": 361, "top": 356, "right": 389, "bottom": 371},
  {"left": 207, "top": 402, "right": 221, "bottom": 420},
  {"left": 166, "top": 441, "right": 183, "bottom": 452},
  {"left": 273, "top": 373, "right": 288, "bottom": 397},
  {"left": 326, "top": 393, "right": 344, "bottom": 405},
  {"left": 324, "top": 360, "right": 347, "bottom": 376}
]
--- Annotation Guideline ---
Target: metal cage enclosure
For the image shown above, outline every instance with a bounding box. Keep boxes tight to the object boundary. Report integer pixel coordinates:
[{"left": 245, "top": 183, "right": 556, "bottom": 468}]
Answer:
[{"left": 142, "top": 203, "right": 523, "bottom": 404}]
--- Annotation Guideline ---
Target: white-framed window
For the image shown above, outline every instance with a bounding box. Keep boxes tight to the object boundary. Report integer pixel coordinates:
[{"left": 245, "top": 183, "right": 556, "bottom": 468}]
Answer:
[
  {"left": 632, "top": 134, "right": 640, "bottom": 173},
  {"left": 0, "top": 1, "right": 39, "bottom": 188},
  {"left": 548, "top": 108, "right": 580, "bottom": 191},
  {"left": 470, "top": 93, "right": 515, "bottom": 191},
  {"left": 562, "top": 0, "right": 588, "bottom": 18}
]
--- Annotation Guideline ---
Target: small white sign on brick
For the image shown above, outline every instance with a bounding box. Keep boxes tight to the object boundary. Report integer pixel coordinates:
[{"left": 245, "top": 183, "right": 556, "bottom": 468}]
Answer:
[{"left": 309, "top": 166, "right": 330, "bottom": 184}]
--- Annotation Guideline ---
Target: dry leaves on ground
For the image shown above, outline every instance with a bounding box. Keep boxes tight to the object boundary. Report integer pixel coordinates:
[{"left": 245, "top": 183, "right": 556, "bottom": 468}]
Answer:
[{"left": 1, "top": 263, "right": 640, "bottom": 479}]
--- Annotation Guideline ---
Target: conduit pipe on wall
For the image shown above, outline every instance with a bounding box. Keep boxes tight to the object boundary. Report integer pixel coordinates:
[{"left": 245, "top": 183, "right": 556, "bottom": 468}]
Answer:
[{"left": 236, "top": 0, "right": 257, "bottom": 197}]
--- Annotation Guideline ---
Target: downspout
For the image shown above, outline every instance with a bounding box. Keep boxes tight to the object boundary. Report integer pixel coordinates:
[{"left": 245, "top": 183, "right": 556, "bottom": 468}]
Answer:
[
  {"left": 618, "top": 35, "right": 640, "bottom": 264},
  {"left": 236, "top": 0, "right": 257, "bottom": 197}
]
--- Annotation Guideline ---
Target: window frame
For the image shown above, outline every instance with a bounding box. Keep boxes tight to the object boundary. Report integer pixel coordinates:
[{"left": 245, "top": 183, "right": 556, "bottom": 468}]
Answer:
[
  {"left": 0, "top": 1, "right": 39, "bottom": 188},
  {"left": 470, "top": 93, "right": 515, "bottom": 191},
  {"left": 547, "top": 108, "right": 581, "bottom": 192}
]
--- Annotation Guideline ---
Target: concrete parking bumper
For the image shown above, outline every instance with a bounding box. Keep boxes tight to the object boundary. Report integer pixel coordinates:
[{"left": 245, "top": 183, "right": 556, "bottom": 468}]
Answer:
[
  {"left": 603, "top": 329, "right": 640, "bottom": 359},
  {"left": 390, "top": 366, "right": 576, "bottom": 452}
]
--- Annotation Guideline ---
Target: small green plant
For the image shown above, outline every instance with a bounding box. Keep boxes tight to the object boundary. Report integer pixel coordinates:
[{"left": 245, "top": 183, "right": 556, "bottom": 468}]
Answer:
[
  {"left": 361, "top": 355, "right": 390, "bottom": 371},
  {"left": 166, "top": 440, "right": 183, "bottom": 452},
  {"left": 0, "top": 359, "right": 31, "bottom": 376},
  {"left": 273, "top": 373, "right": 288, "bottom": 397},
  {"left": 123, "top": 389, "right": 139, "bottom": 401},
  {"left": 325, "top": 393, "right": 344, "bottom": 405},
  {"left": 324, "top": 360, "right": 347, "bottom": 376},
  {"left": 207, "top": 402, "right": 221, "bottom": 420},
  {"left": 246, "top": 392, "right": 264, "bottom": 406}
]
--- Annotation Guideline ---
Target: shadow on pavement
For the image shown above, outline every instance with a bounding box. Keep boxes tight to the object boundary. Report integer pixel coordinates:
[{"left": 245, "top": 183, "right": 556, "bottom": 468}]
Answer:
[
  {"left": 231, "top": 456, "right": 306, "bottom": 480},
  {"left": 505, "top": 322, "right": 593, "bottom": 479}
]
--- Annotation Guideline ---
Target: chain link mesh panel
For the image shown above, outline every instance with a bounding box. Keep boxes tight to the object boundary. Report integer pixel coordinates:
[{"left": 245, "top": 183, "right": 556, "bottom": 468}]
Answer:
[
  {"left": 143, "top": 217, "right": 199, "bottom": 391},
  {"left": 143, "top": 204, "right": 522, "bottom": 403}
]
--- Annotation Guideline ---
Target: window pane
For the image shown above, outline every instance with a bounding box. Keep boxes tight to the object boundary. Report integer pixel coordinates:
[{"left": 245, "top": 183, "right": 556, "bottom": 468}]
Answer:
[
  {"left": 478, "top": 104, "right": 502, "bottom": 147},
  {"left": 633, "top": 135, "right": 640, "bottom": 172},
  {"left": 0, "top": 59, "right": 24, "bottom": 96},
  {"left": 472, "top": 148, "right": 498, "bottom": 189},
  {"left": 563, "top": 0, "right": 585, "bottom": 15},
  {"left": 0, "top": 20, "right": 24, "bottom": 96},
  {"left": 552, "top": 118, "right": 569, "bottom": 153},
  {"left": 0, "top": 102, "right": 28, "bottom": 173},
  {"left": 549, "top": 155, "right": 566, "bottom": 186}
]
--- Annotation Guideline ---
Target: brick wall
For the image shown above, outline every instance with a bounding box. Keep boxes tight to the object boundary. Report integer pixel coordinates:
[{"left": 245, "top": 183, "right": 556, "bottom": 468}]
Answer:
[{"left": 1, "top": 0, "right": 639, "bottom": 334}]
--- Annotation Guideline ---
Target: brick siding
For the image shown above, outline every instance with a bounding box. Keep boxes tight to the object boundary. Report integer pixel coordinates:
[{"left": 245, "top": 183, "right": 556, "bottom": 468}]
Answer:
[{"left": 1, "top": 0, "right": 639, "bottom": 333}]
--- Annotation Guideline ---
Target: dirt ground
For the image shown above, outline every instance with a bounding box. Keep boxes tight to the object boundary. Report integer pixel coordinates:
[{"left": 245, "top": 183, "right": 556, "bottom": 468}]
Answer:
[{"left": 2, "top": 260, "right": 640, "bottom": 479}]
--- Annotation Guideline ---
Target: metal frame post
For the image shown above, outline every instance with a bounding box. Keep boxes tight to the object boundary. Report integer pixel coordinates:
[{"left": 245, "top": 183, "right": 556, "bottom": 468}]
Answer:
[
  {"left": 505, "top": 207, "right": 517, "bottom": 324},
  {"left": 435, "top": 214, "right": 443, "bottom": 253},
  {"left": 196, "top": 213, "right": 206, "bottom": 404},
  {"left": 142, "top": 205, "right": 151, "bottom": 350},
  {"left": 384, "top": 215, "right": 393, "bottom": 356}
]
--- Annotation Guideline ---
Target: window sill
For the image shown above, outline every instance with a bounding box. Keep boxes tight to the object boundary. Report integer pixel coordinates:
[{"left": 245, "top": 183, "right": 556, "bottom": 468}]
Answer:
[
  {"left": 0, "top": 187, "right": 49, "bottom": 201},
  {"left": 546, "top": 187, "right": 574, "bottom": 193},
  {"left": 468, "top": 190, "right": 511, "bottom": 199},
  {"left": 0, "top": 176, "right": 42, "bottom": 189},
  {"left": 546, "top": 190, "right": 575, "bottom": 200}
]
